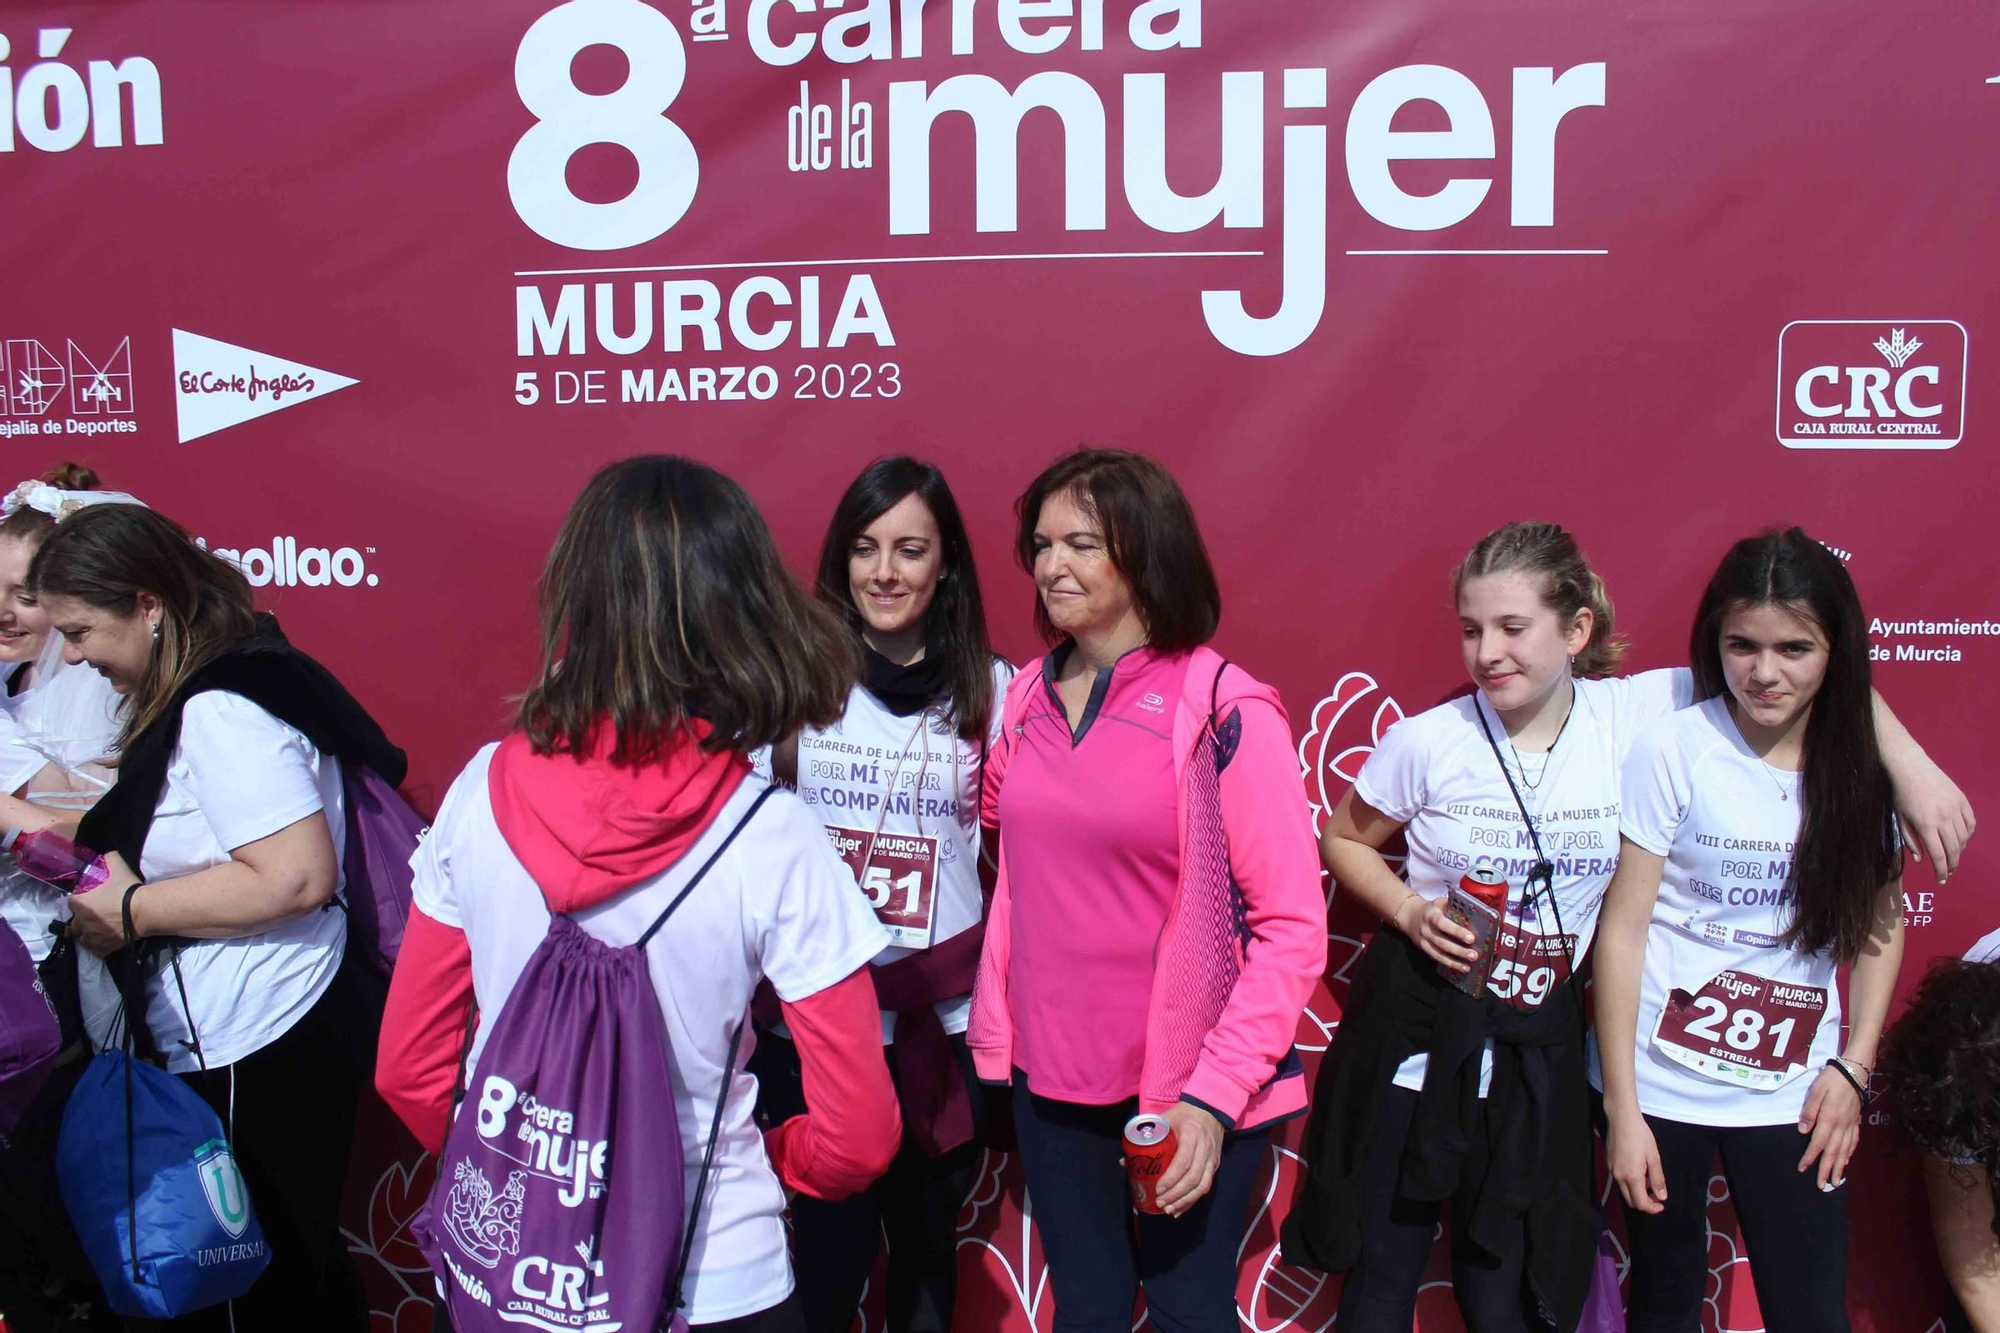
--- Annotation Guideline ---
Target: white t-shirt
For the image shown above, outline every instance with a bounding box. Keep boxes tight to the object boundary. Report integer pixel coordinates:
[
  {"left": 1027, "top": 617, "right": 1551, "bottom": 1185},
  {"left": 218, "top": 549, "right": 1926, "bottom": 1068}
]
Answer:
[
  {"left": 414, "top": 747, "right": 889, "bottom": 1324},
  {"left": 1588, "top": 696, "right": 1845, "bottom": 1127},
  {"left": 752, "top": 659, "right": 1012, "bottom": 1041},
  {"left": 0, "top": 663, "right": 125, "bottom": 963},
  {"left": 0, "top": 676, "right": 55, "bottom": 962},
  {"left": 1965, "top": 928, "right": 2000, "bottom": 965},
  {"left": 1353, "top": 669, "right": 1693, "bottom": 1094},
  {"left": 79, "top": 691, "right": 347, "bottom": 1072}
]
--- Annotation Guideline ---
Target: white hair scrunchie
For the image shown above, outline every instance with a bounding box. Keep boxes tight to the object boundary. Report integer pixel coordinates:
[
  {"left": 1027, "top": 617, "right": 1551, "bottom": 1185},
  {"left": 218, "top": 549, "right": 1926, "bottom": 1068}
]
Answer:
[{"left": 1, "top": 480, "right": 144, "bottom": 522}]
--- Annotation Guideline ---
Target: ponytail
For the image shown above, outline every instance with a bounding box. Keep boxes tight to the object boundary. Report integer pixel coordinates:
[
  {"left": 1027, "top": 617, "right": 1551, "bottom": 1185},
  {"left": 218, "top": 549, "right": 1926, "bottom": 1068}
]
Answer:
[{"left": 1454, "top": 522, "right": 1627, "bottom": 678}]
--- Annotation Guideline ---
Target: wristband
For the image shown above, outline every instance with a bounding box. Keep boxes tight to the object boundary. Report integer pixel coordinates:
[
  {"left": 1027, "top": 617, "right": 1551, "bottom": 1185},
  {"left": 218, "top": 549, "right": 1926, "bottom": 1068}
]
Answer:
[
  {"left": 1825, "top": 1057, "right": 1868, "bottom": 1105},
  {"left": 120, "top": 882, "right": 144, "bottom": 946}
]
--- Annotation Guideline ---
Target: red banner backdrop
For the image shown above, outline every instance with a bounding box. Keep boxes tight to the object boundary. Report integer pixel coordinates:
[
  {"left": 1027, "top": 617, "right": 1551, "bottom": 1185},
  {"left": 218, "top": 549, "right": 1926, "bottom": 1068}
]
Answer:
[{"left": 6, "top": 1, "right": 1996, "bottom": 1328}]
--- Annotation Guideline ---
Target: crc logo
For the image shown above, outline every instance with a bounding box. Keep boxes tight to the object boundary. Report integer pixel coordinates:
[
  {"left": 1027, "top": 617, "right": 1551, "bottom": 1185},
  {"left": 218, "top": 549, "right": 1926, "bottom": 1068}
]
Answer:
[
  {"left": 508, "top": 0, "right": 696, "bottom": 250},
  {"left": 1, "top": 337, "right": 133, "bottom": 417},
  {"left": 1777, "top": 320, "right": 1967, "bottom": 450}
]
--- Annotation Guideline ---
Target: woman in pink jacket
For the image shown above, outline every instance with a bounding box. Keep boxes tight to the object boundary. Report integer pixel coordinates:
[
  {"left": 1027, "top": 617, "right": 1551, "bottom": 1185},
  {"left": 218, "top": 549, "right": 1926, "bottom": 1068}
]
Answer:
[{"left": 968, "top": 449, "right": 1325, "bottom": 1332}]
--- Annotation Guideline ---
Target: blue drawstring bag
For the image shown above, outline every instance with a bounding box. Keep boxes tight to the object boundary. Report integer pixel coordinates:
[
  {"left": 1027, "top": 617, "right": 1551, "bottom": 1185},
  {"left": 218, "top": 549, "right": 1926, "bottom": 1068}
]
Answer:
[{"left": 56, "top": 977, "right": 271, "bottom": 1317}]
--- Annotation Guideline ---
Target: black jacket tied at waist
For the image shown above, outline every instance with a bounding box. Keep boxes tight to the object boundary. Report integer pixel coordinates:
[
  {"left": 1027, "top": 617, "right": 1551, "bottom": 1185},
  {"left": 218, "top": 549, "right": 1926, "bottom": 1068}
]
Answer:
[{"left": 1281, "top": 928, "right": 1598, "bottom": 1332}]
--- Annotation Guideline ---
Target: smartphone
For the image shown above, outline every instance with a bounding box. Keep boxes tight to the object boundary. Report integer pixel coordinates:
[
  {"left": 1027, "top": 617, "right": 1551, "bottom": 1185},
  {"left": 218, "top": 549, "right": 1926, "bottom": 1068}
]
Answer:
[{"left": 1439, "top": 885, "right": 1503, "bottom": 997}]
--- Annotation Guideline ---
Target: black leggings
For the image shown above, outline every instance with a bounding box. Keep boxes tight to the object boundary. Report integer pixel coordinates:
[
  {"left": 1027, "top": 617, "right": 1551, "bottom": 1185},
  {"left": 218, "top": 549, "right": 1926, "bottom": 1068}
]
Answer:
[
  {"left": 1008, "top": 1077, "right": 1268, "bottom": 1333},
  {"left": 1334, "top": 1087, "right": 1535, "bottom": 1333},
  {"left": 147, "top": 964, "right": 371, "bottom": 1331},
  {"left": 749, "top": 1030, "right": 984, "bottom": 1333},
  {"left": 1624, "top": 1113, "right": 1849, "bottom": 1333}
]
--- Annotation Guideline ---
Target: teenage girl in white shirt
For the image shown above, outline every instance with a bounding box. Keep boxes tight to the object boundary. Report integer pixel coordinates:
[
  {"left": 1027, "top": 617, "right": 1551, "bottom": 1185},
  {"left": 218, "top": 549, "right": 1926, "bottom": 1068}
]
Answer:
[
  {"left": 1595, "top": 528, "right": 1908, "bottom": 1333},
  {"left": 376, "top": 456, "right": 901, "bottom": 1332}
]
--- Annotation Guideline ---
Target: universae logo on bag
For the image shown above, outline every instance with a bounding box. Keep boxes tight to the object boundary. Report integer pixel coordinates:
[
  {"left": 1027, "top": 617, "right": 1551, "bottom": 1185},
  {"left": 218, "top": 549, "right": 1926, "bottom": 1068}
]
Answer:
[{"left": 195, "top": 1138, "right": 252, "bottom": 1240}]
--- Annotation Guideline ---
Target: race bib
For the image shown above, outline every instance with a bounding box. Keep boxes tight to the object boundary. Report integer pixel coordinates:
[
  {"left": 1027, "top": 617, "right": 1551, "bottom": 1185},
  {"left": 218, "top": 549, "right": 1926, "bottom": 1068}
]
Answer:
[
  {"left": 824, "top": 825, "right": 939, "bottom": 949},
  {"left": 1650, "top": 969, "right": 1828, "bottom": 1091},
  {"left": 1485, "top": 925, "right": 1576, "bottom": 1011}
]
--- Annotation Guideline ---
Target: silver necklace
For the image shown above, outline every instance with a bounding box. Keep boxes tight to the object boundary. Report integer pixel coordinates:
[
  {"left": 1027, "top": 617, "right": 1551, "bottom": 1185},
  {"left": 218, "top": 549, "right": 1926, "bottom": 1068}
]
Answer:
[
  {"left": 1504, "top": 689, "right": 1576, "bottom": 795},
  {"left": 1757, "top": 759, "right": 1796, "bottom": 803}
]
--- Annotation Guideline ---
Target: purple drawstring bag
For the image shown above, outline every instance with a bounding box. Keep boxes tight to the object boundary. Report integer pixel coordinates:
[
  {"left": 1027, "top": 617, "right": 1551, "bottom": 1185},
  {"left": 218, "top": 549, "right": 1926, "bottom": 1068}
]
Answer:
[
  {"left": 0, "top": 917, "right": 62, "bottom": 1134},
  {"left": 341, "top": 765, "right": 427, "bottom": 976},
  {"left": 1577, "top": 1228, "right": 1628, "bottom": 1332},
  {"left": 418, "top": 788, "right": 773, "bottom": 1333}
]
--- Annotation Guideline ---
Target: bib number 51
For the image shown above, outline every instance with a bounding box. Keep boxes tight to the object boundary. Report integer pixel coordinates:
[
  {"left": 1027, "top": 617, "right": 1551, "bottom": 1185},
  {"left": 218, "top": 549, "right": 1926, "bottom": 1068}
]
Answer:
[{"left": 859, "top": 864, "right": 922, "bottom": 910}]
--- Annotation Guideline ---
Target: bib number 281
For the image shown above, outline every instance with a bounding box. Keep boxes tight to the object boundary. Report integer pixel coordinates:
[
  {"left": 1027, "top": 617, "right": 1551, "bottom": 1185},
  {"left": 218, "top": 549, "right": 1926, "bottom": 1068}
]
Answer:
[{"left": 1652, "top": 969, "right": 1828, "bottom": 1092}]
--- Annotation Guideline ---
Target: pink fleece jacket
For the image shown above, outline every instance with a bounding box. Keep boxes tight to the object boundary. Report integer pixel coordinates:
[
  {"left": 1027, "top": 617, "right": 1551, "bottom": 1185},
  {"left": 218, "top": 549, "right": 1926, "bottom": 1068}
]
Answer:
[{"left": 967, "top": 645, "right": 1326, "bottom": 1130}]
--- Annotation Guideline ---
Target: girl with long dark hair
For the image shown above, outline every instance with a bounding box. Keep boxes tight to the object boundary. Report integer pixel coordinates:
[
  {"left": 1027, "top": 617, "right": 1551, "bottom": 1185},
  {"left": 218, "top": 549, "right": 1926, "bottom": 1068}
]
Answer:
[
  {"left": 750, "top": 455, "right": 1010, "bottom": 1333},
  {"left": 1594, "top": 528, "right": 1906, "bottom": 1333},
  {"left": 376, "top": 456, "right": 900, "bottom": 1332}
]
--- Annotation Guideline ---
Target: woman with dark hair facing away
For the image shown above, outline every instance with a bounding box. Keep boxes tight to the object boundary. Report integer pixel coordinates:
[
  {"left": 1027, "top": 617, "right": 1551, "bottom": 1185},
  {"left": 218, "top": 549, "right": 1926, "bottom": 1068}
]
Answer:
[
  {"left": 967, "top": 448, "right": 1325, "bottom": 1331},
  {"left": 31, "top": 503, "right": 407, "bottom": 1331},
  {"left": 749, "top": 456, "right": 1012, "bottom": 1333},
  {"left": 1880, "top": 934, "right": 2000, "bottom": 1332},
  {"left": 1594, "top": 528, "right": 1907, "bottom": 1333},
  {"left": 376, "top": 456, "right": 901, "bottom": 1332},
  {"left": 1285, "top": 522, "right": 1970, "bottom": 1332}
]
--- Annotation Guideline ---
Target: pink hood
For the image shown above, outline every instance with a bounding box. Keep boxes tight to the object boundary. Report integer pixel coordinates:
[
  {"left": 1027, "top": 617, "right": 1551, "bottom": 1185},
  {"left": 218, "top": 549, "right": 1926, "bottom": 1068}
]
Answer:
[{"left": 487, "top": 723, "right": 750, "bottom": 913}]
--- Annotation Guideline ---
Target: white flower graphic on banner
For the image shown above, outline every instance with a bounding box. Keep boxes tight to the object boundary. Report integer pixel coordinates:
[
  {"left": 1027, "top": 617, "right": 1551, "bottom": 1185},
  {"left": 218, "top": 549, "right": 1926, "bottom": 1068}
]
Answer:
[
  {"left": 1238, "top": 1147, "right": 1341, "bottom": 1333},
  {"left": 1297, "top": 671, "right": 1406, "bottom": 834}
]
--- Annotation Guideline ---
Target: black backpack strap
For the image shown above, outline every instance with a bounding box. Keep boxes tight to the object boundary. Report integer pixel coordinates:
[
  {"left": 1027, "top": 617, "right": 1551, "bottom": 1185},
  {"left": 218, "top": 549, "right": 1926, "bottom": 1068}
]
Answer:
[
  {"left": 443, "top": 996, "right": 480, "bottom": 1128},
  {"left": 651, "top": 786, "right": 779, "bottom": 1314},
  {"left": 637, "top": 785, "right": 778, "bottom": 948},
  {"left": 668, "top": 1017, "right": 746, "bottom": 1314}
]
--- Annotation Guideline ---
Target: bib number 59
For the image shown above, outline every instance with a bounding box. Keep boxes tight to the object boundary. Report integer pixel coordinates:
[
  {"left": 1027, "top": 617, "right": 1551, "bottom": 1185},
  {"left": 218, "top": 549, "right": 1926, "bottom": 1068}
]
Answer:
[{"left": 1487, "top": 959, "right": 1558, "bottom": 1008}]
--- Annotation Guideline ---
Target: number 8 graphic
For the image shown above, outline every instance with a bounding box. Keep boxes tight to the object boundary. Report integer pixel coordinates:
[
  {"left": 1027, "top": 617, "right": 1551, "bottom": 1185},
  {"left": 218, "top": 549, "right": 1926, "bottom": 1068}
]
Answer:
[
  {"left": 1724, "top": 1007, "right": 1765, "bottom": 1051},
  {"left": 508, "top": 0, "right": 699, "bottom": 250}
]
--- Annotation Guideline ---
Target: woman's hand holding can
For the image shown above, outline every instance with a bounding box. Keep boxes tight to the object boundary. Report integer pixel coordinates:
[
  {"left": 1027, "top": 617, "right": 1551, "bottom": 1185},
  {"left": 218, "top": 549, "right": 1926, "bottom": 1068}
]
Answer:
[{"left": 1150, "top": 1101, "right": 1224, "bottom": 1217}]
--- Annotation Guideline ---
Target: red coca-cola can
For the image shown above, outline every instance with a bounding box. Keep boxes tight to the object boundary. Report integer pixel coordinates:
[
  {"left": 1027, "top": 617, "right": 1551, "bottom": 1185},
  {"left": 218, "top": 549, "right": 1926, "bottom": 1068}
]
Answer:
[
  {"left": 1460, "top": 865, "right": 1508, "bottom": 914},
  {"left": 1123, "top": 1113, "right": 1178, "bottom": 1214}
]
